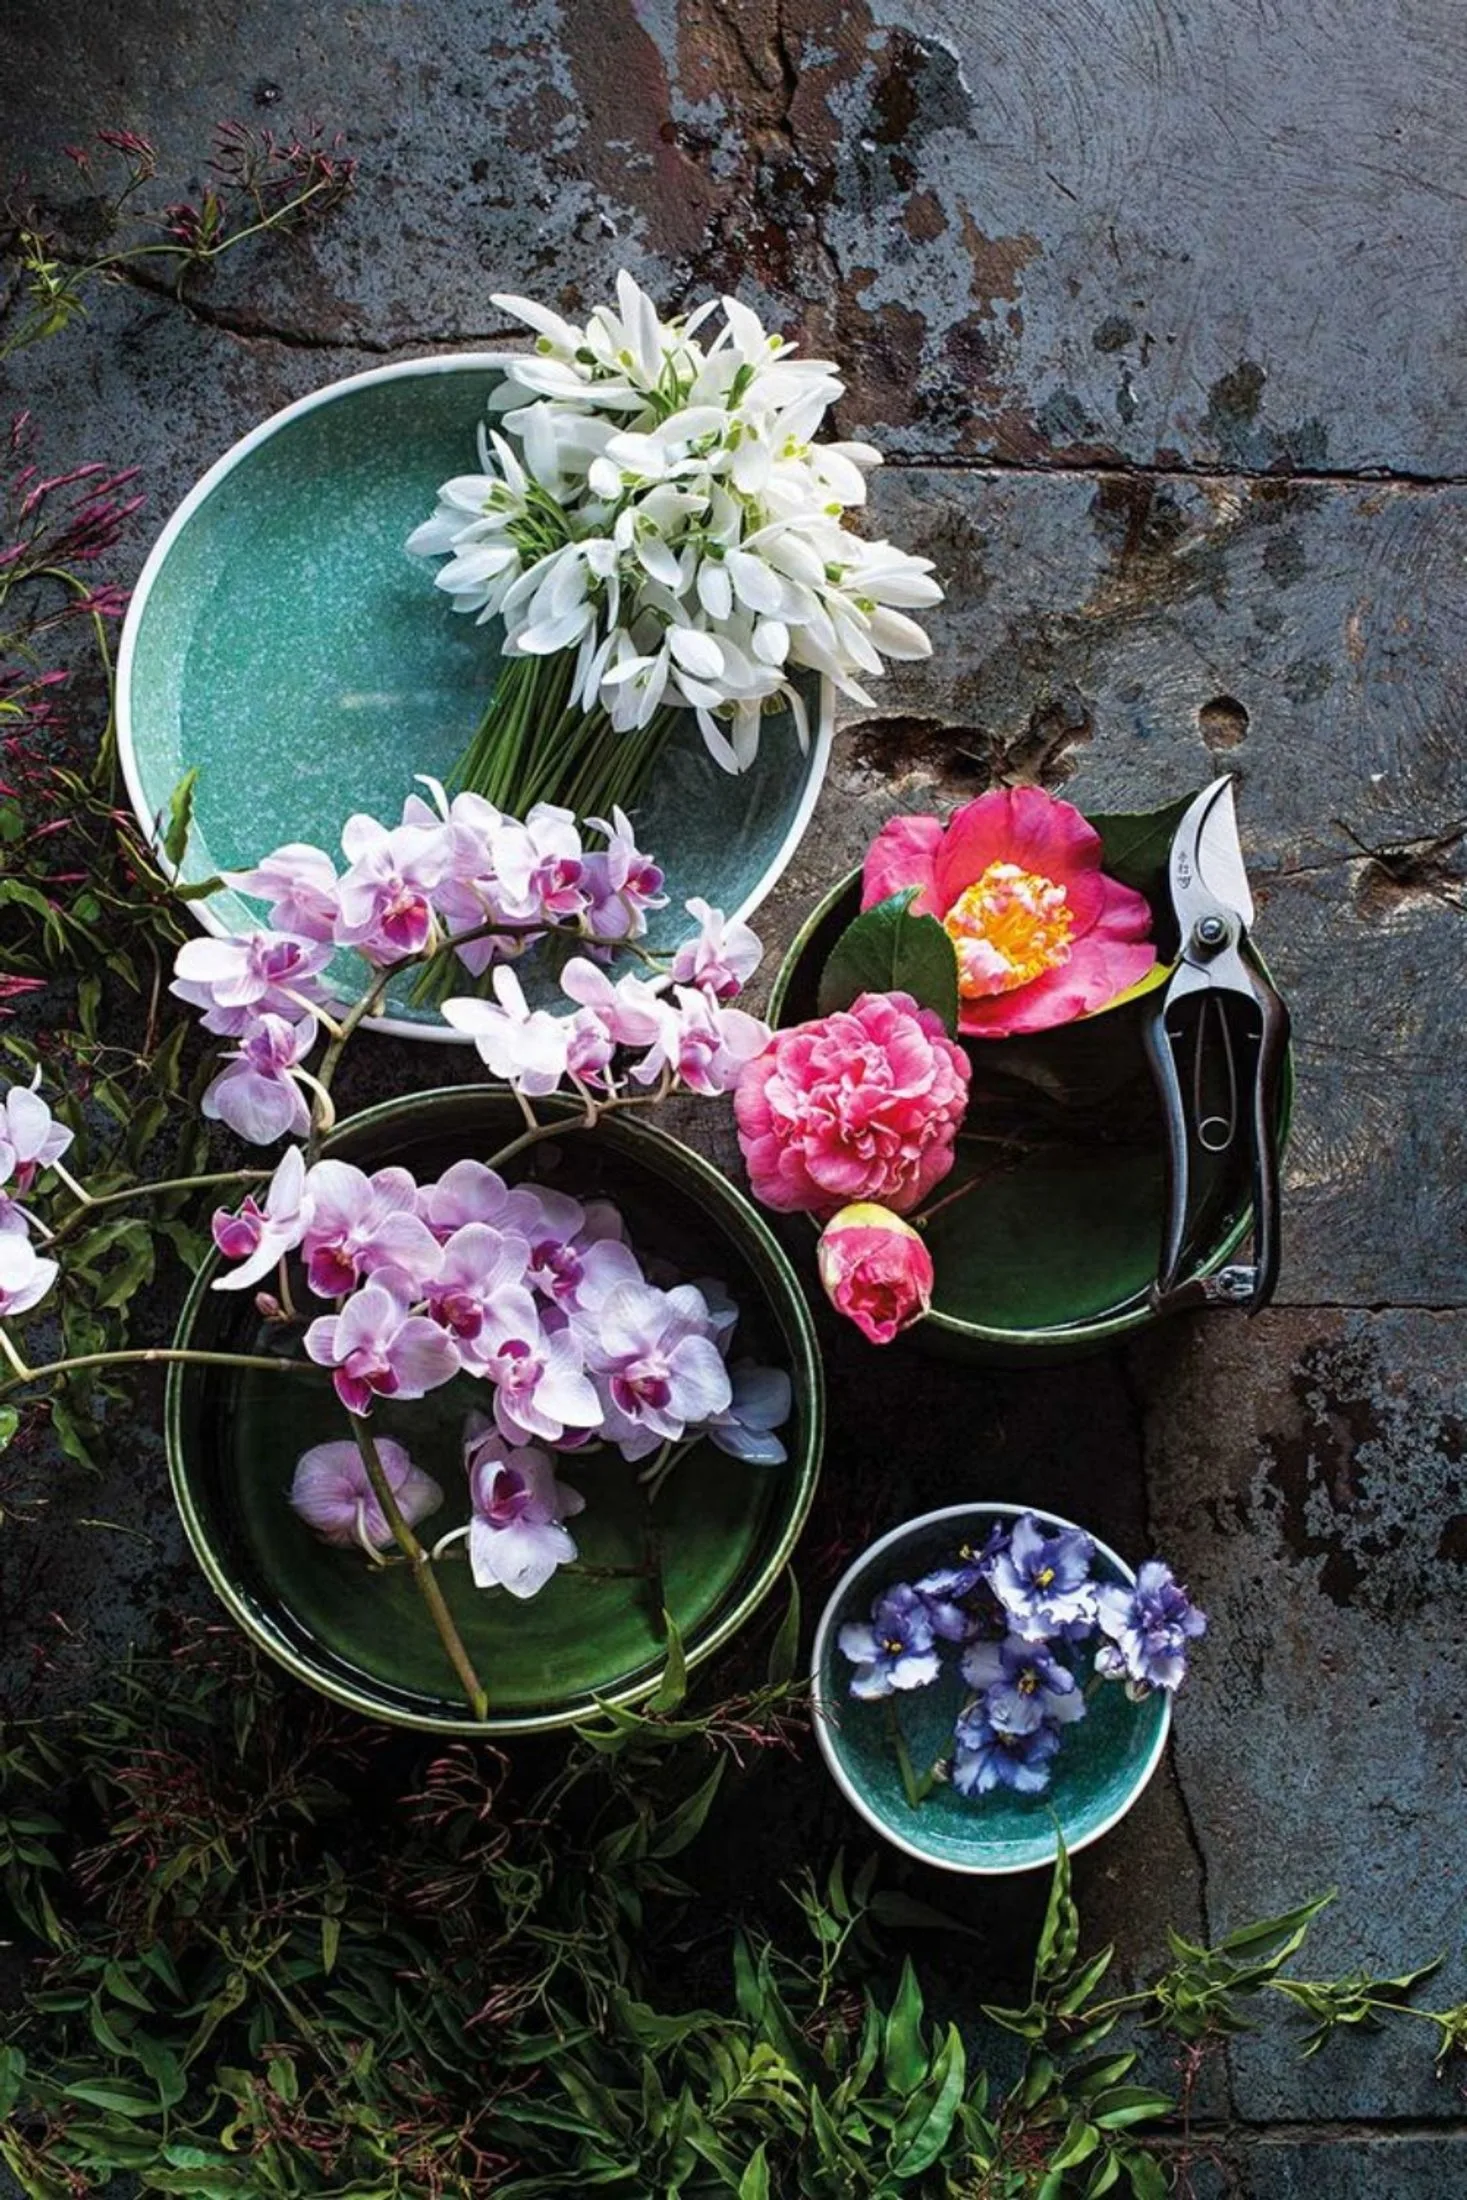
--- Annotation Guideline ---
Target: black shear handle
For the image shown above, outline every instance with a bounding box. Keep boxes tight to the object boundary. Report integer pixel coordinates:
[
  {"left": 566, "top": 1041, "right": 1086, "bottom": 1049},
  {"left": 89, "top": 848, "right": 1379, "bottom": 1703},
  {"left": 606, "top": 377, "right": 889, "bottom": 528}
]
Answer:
[{"left": 1145, "top": 968, "right": 1290, "bottom": 1318}]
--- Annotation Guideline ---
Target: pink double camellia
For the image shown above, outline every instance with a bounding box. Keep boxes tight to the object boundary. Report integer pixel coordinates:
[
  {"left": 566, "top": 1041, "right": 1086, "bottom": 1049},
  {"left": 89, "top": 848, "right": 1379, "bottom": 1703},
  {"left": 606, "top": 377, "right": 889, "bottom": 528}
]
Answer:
[
  {"left": 734, "top": 990, "right": 969, "bottom": 1219},
  {"left": 862, "top": 786, "right": 1156, "bottom": 1037}
]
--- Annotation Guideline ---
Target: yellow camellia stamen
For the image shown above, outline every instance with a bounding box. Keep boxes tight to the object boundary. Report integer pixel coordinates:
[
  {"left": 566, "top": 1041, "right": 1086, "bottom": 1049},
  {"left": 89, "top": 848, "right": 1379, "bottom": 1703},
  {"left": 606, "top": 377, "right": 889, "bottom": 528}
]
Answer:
[{"left": 942, "top": 861, "right": 1074, "bottom": 1000}]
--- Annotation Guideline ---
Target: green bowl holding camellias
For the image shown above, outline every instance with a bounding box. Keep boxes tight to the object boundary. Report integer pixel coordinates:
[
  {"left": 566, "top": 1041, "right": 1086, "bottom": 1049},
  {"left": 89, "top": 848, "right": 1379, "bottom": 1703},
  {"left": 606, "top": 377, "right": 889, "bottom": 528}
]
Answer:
[{"left": 747, "top": 783, "right": 1292, "bottom": 1362}]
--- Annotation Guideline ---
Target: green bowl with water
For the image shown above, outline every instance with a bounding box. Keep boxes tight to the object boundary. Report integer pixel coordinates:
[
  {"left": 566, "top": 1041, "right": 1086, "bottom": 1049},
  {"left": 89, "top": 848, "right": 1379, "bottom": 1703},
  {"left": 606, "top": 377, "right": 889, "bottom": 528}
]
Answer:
[
  {"left": 167, "top": 1088, "right": 823, "bottom": 1733},
  {"left": 811, "top": 1504, "right": 1170, "bottom": 1875},
  {"left": 117, "top": 357, "right": 831, "bottom": 1038}
]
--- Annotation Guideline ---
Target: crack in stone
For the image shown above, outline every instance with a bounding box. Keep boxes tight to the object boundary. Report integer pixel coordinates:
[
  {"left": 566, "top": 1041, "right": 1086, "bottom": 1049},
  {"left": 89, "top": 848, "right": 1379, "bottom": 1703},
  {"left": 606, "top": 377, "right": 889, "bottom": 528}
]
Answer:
[
  {"left": 879, "top": 452, "right": 1467, "bottom": 492},
  {"left": 74, "top": 259, "right": 523, "bottom": 355}
]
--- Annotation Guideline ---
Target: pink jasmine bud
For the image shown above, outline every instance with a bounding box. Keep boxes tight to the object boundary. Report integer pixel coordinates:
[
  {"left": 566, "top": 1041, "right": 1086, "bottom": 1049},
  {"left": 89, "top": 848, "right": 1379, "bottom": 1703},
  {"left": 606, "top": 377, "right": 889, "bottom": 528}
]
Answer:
[{"left": 815, "top": 1202, "right": 934, "bottom": 1346}]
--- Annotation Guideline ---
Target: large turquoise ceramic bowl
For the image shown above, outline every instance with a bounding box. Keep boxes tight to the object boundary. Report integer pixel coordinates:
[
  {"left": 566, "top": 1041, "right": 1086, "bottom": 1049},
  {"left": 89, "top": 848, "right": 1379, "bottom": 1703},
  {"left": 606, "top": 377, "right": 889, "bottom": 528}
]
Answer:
[
  {"left": 117, "top": 356, "right": 832, "bottom": 1038},
  {"left": 811, "top": 1504, "right": 1170, "bottom": 1875},
  {"left": 167, "top": 1088, "right": 823, "bottom": 1734}
]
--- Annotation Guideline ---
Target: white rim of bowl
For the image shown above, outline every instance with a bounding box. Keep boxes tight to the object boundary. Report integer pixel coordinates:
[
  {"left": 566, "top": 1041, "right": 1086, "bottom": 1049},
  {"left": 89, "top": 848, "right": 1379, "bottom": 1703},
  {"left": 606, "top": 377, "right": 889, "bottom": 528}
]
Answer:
[
  {"left": 115, "top": 352, "right": 836, "bottom": 1043},
  {"left": 809, "top": 1501, "right": 1172, "bottom": 1876}
]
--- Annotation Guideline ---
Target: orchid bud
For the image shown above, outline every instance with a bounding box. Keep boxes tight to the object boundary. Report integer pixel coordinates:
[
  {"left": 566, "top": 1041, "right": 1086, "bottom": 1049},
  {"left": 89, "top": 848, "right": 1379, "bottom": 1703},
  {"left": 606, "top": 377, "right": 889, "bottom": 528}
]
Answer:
[
  {"left": 289, "top": 1437, "right": 443, "bottom": 1551},
  {"left": 213, "top": 1198, "right": 265, "bottom": 1261},
  {"left": 815, "top": 1202, "right": 933, "bottom": 1346}
]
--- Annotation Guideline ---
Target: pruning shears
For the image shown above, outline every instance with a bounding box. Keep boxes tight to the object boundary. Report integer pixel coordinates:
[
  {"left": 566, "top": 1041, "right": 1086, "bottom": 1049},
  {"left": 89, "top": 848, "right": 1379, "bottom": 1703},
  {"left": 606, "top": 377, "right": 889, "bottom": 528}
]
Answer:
[{"left": 1144, "top": 776, "right": 1290, "bottom": 1317}]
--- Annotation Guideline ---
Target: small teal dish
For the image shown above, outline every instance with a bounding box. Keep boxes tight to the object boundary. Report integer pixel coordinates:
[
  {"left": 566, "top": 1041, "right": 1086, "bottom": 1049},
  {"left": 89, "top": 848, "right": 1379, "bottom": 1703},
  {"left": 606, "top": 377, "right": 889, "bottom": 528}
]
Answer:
[
  {"left": 810, "top": 1504, "right": 1170, "bottom": 1875},
  {"left": 116, "top": 357, "right": 832, "bottom": 1039}
]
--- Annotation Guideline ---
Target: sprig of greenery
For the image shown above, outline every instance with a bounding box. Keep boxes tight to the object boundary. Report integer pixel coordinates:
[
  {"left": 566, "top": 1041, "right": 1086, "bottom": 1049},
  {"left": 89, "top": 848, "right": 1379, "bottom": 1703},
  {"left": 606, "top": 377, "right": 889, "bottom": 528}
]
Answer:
[{"left": 0, "top": 1633, "right": 1462, "bottom": 2199}]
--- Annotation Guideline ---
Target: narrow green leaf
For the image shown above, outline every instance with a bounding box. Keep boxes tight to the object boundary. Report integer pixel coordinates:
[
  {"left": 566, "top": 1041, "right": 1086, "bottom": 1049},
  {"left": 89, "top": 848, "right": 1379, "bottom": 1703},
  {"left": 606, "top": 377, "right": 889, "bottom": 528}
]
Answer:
[
  {"left": 1035, "top": 1837, "right": 1081, "bottom": 1989},
  {"left": 61, "top": 2078, "right": 159, "bottom": 2116},
  {"left": 0, "top": 1405, "right": 18, "bottom": 1454},
  {"left": 0, "top": 2045, "right": 25, "bottom": 2119},
  {"left": 1122, "top": 2147, "right": 1170, "bottom": 2200},
  {"left": 889, "top": 2023, "right": 965, "bottom": 2177},
  {"left": 1217, "top": 1893, "right": 1333, "bottom": 1955},
  {"left": 1049, "top": 2116, "right": 1101, "bottom": 2172},
  {"left": 738, "top": 2144, "right": 771, "bottom": 2200},
  {"left": 649, "top": 1611, "right": 687, "bottom": 1711},
  {"left": 817, "top": 889, "right": 960, "bottom": 1034},
  {"left": 1091, "top": 2085, "right": 1175, "bottom": 2131},
  {"left": 650, "top": 1759, "right": 726, "bottom": 1858},
  {"left": 881, "top": 1959, "right": 927, "bottom": 2095},
  {"left": 162, "top": 767, "right": 198, "bottom": 869},
  {"left": 766, "top": 1572, "right": 801, "bottom": 1687}
]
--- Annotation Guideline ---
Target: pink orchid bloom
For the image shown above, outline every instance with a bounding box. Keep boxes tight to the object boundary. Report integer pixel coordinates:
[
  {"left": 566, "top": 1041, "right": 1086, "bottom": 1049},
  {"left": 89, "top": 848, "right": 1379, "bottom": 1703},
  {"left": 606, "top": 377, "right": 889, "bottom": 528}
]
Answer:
[
  {"left": 862, "top": 787, "right": 1156, "bottom": 1037},
  {"left": 416, "top": 1158, "right": 547, "bottom": 1243},
  {"left": 222, "top": 844, "right": 340, "bottom": 943},
  {"left": 489, "top": 803, "right": 587, "bottom": 923},
  {"left": 301, "top": 1161, "right": 443, "bottom": 1298},
  {"left": 304, "top": 1277, "right": 461, "bottom": 1414},
  {"left": 633, "top": 987, "right": 770, "bottom": 1097},
  {"left": 424, "top": 1223, "right": 532, "bottom": 1346},
  {"left": 0, "top": 1073, "right": 73, "bottom": 1192},
  {"left": 172, "top": 929, "right": 329, "bottom": 1013},
  {"left": 290, "top": 1434, "right": 443, "bottom": 1549},
  {"left": 201, "top": 1011, "right": 318, "bottom": 1146},
  {"left": 464, "top": 1419, "right": 585, "bottom": 1598},
  {"left": 579, "top": 1280, "right": 732, "bottom": 1461},
  {"left": 334, "top": 814, "right": 447, "bottom": 962},
  {"left": 474, "top": 1303, "right": 601, "bottom": 1445},
  {"left": 440, "top": 967, "right": 571, "bottom": 1095},
  {"left": 668, "top": 896, "right": 763, "bottom": 1002},
  {"left": 580, "top": 805, "right": 666, "bottom": 937},
  {"left": 211, "top": 1146, "right": 314, "bottom": 1293},
  {"left": 558, "top": 957, "right": 664, "bottom": 1047},
  {"left": 0, "top": 1232, "right": 58, "bottom": 1318}
]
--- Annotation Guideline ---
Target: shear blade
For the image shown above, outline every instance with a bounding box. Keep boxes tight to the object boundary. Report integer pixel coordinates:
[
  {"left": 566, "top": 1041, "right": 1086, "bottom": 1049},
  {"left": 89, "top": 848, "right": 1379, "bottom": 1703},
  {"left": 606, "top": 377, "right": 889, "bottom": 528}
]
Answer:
[{"left": 1175, "top": 775, "right": 1254, "bottom": 928}]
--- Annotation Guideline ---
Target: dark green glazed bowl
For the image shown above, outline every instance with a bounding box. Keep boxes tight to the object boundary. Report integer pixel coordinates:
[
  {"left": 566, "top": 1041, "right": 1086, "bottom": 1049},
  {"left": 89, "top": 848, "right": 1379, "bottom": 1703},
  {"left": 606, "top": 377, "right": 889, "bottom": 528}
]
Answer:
[
  {"left": 167, "top": 1090, "right": 823, "bottom": 1734},
  {"left": 811, "top": 1504, "right": 1170, "bottom": 1875},
  {"left": 117, "top": 357, "right": 832, "bottom": 1040},
  {"left": 769, "top": 851, "right": 1293, "bottom": 1365}
]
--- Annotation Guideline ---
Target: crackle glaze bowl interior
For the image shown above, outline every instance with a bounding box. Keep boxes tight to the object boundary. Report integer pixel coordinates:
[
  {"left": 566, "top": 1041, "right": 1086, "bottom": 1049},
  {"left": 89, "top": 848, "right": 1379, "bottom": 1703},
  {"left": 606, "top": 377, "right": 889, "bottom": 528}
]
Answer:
[
  {"left": 167, "top": 1088, "right": 823, "bottom": 1734},
  {"left": 117, "top": 356, "right": 832, "bottom": 1038},
  {"left": 769, "top": 799, "right": 1293, "bottom": 1363},
  {"left": 811, "top": 1503, "right": 1170, "bottom": 1875}
]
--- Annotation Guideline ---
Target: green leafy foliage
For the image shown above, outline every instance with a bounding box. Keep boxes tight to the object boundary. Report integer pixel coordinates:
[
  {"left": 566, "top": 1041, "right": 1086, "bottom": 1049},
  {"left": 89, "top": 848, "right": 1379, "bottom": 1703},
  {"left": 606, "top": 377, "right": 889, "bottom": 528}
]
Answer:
[
  {"left": 817, "top": 891, "right": 960, "bottom": 1035},
  {"left": 0, "top": 1645, "right": 1459, "bottom": 2199}
]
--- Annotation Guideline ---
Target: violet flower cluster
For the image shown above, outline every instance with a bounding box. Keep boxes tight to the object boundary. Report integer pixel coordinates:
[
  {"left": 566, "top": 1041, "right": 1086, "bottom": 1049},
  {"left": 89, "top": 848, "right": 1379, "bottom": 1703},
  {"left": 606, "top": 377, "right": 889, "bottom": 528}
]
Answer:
[
  {"left": 169, "top": 783, "right": 771, "bottom": 1143},
  {"left": 837, "top": 1514, "right": 1206, "bottom": 1800},
  {"left": 213, "top": 1151, "right": 792, "bottom": 1599}
]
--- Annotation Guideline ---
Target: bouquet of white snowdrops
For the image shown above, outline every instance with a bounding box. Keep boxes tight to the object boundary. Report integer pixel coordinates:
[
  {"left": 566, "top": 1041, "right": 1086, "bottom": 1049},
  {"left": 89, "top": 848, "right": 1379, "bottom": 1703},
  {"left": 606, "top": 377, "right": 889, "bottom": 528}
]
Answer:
[{"left": 408, "top": 271, "right": 943, "bottom": 824}]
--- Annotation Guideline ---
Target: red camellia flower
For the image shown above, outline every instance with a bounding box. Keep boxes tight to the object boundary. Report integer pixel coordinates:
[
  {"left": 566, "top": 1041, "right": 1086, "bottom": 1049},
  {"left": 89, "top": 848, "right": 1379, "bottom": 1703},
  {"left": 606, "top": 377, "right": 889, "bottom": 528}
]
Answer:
[
  {"left": 734, "top": 990, "right": 969, "bottom": 1218},
  {"left": 862, "top": 787, "right": 1157, "bottom": 1038}
]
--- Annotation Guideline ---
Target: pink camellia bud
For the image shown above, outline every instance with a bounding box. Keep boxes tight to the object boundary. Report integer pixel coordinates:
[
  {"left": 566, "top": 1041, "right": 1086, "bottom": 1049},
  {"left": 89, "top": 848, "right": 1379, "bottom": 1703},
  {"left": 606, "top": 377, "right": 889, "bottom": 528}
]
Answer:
[{"left": 815, "top": 1202, "right": 934, "bottom": 1347}]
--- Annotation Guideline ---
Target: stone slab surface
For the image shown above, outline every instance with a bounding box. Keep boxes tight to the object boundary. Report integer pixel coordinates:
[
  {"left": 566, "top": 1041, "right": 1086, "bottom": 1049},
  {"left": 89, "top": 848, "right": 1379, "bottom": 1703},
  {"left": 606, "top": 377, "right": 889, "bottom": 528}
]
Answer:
[{"left": 3, "top": 0, "right": 1466, "bottom": 2188}]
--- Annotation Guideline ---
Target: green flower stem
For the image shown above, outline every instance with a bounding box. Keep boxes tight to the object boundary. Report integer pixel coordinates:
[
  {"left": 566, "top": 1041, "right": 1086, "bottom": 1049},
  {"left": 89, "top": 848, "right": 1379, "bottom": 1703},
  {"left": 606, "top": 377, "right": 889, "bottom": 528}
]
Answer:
[
  {"left": 885, "top": 1698, "right": 938, "bottom": 1810},
  {"left": 0, "top": 1339, "right": 319, "bottom": 1400},
  {"left": 347, "top": 1412, "right": 489, "bottom": 1722},
  {"left": 47, "top": 1167, "right": 272, "bottom": 1244}
]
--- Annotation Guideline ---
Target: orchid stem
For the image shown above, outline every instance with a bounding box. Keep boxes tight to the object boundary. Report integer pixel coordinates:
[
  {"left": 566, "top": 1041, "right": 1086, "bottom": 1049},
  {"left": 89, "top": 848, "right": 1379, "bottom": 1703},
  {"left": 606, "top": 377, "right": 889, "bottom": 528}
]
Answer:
[
  {"left": 49, "top": 1167, "right": 271, "bottom": 1245},
  {"left": 0, "top": 1342, "right": 320, "bottom": 1400},
  {"left": 347, "top": 1412, "right": 489, "bottom": 1721}
]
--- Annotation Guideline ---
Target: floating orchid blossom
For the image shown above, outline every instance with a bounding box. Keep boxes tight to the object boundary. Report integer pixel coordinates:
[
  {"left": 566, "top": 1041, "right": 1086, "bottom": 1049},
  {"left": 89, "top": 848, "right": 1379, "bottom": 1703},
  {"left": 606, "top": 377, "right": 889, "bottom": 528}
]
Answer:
[
  {"left": 441, "top": 967, "right": 572, "bottom": 1095},
  {"left": 300, "top": 1161, "right": 444, "bottom": 1299},
  {"left": 201, "top": 1011, "right": 318, "bottom": 1146},
  {"left": 703, "top": 1361, "right": 792, "bottom": 1465},
  {"left": 464, "top": 1419, "right": 585, "bottom": 1598},
  {"left": 290, "top": 1435, "right": 443, "bottom": 1550},
  {"left": 222, "top": 844, "right": 340, "bottom": 943},
  {"left": 987, "top": 1516, "right": 1097, "bottom": 1643},
  {"left": 951, "top": 1704, "right": 1062, "bottom": 1797},
  {"left": 334, "top": 814, "right": 447, "bottom": 962},
  {"left": 211, "top": 1146, "right": 314, "bottom": 1293},
  {"left": 423, "top": 1223, "right": 532, "bottom": 1347},
  {"left": 521, "top": 1194, "right": 644, "bottom": 1312},
  {"left": 474, "top": 1306, "right": 602, "bottom": 1446},
  {"left": 668, "top": 897, "right": 763, "bottom": 1002},
  {"left": 304, "top": 1276, "right": 461, "bottom": 1414},
  {"left": 961, "top": 1634, "right": 1086, "bottom": 1737},
  {"left": 489, "top": 804, "right": 587, "bottom": 923},
  {"left": 837, "top": 1583, "right": 941, "bottom": 1700},
  {"left": 0, "top": 1232, "right": 58, "bottom": 1318},
  {"left": 582, "top": 806, "right": 666, "bottom": 934},
  {"left": 1094, "top": 1562, "right": 1207, "bottom": 1694},
  {"left": 416, "top": 1158, "right": 547, "bottom": 1243},
  {"left": 580, "top": 1280, "right": 732, "bottom": 1460},
  {"left": 172, "top": 929, "right": 329, "bottom": 1014},
  {"left": 0, "top": 1073, "right": 73, "bottom": 1192}
]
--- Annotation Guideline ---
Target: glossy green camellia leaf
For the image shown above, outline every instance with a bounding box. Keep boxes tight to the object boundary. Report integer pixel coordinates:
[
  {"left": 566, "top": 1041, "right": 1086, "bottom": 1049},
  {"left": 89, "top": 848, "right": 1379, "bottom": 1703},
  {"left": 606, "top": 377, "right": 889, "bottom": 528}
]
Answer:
[{"left": 815, "top": 889, "right": 960, "bottom": 1034}]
